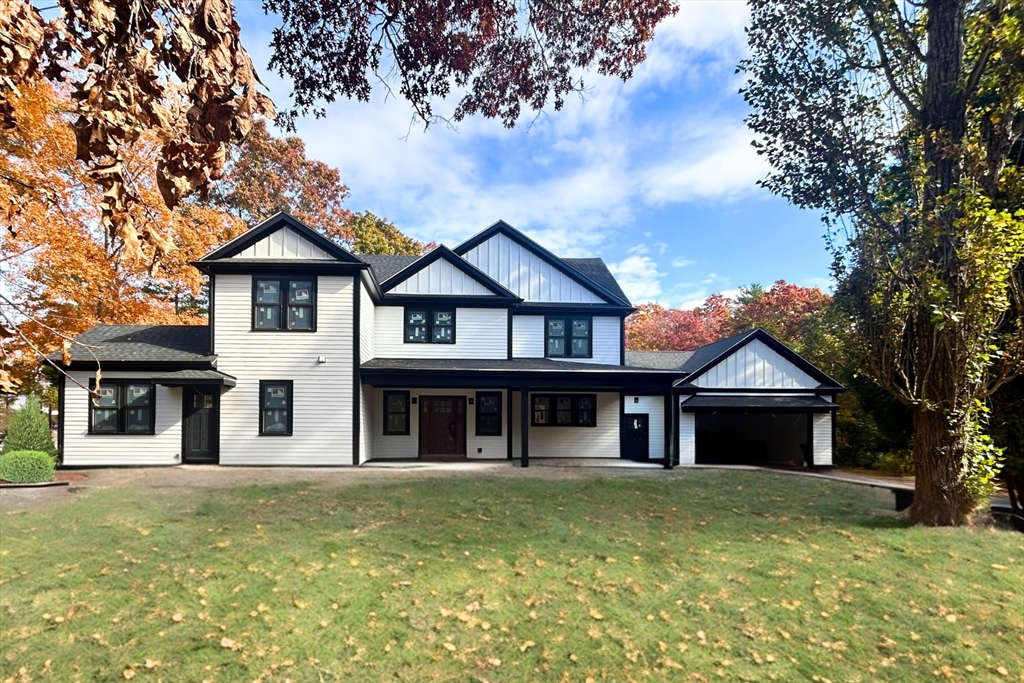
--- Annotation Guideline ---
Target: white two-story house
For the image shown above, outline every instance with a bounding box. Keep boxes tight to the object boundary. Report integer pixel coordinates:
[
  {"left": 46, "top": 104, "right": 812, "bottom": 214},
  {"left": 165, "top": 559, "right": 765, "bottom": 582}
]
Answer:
[{"left": 55, "top": 214, "right": 843, "bottom": 468}]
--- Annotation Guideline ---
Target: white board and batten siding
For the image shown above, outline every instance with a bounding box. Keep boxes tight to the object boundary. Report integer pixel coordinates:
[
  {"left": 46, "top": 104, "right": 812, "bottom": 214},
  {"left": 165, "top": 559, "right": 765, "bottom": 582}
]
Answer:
[
  {"left": 374, "top": 307, "right": 507, "bottom": 359},
  {"left": 63, "top": 371, "right": 183, "bottom": 466},
  {"left": 213, "top": 274, "right": 355, "bottom": 465},
  {"left": 388, "top": 258, "right": 495, "bottom": 296},
  {"left": 463, "top": 233, "right": 605, "bottom": 303},
  {"left": 370, "top": 388, "right": 508, "bottom": 460},
  {"left": 511, "top": 316, "right": 621, "bottom": 365},
  {"left": 235, "top": 227, "right": 335, "bottom": 260},
  {"left": 511, "top": 392, "right": 620, "bottom": 458},
  {"left": 692, "top": 338, "right": 818, "bottom": 388},
  {"left": 812, "top": 413, "right": 833, "bottom": 466},
  {"left": 624, "top": 395, "right": 665, "bottom": 460}
]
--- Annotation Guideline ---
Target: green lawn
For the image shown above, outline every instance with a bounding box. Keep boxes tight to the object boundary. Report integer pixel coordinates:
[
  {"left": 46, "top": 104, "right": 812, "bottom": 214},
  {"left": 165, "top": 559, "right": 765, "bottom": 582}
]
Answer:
[{"left": 1, "top": 471, "right": 1021, "bottom": 683}]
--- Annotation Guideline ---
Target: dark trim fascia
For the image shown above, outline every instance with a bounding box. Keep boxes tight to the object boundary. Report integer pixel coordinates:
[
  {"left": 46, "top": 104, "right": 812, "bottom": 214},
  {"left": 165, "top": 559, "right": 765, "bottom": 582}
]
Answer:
[
  {"left": 680, "top": 406, "right": 839, "bottom": 414},
  {"left": 513, "top": 303, "right": 635, "bottom": 316},
  {"left": 352, "top": 280, "right": 361, "bottom": 465},
  {"left": 208, "top": 273, "right": 216, "bottom": 355},
  {"left": 379, "top": 245, "right": 521, "bottom": 299},
  {"left": 157, "top": 378, "right": 235, "bottom": 387},
  {"left": 452, "top": 220, "right": 632, "bottom": 307},
  {"left": 194, "top": 261, "right": 368, "bottom": 276},
  {"left": 59, "top": 360, "right": 217, "bottom": 372},
  {"left": 673, "top": 386, "right": 837, "bottom": 394},
  {"left": 57, "top": 373, "right": 66, "bottom": 460},
  {"left": 361, "top": 369, "right": 675, "bottom": 391},
  {"left": 199, "top": 212, "right": 365, "bottom": 263},
  {"left": 361, "top": 269, "right": 385, "bottom": 303},
  {"left": 506, "top": 314, "right": 513, "bottom": 359},
  {"left": 383, "top": 295, "right": 516, "bottom": 308},
  {"left": 620, "top": 317, "right": 626, "bottom": 366},
  {"left": 680, "top": 329, "right": 845, "bottom": 391}
]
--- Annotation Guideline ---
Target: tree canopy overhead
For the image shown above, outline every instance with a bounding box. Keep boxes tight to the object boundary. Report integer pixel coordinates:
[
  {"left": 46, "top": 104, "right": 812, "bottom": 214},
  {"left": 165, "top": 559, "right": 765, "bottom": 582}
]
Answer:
[{"left": 741, "top": 0, "right": 1024, "bottom": 525}]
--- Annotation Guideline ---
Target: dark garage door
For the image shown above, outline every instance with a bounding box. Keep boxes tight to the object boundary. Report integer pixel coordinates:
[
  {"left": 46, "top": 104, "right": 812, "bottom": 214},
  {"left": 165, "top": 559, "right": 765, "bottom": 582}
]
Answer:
[{"left": 695, "top": 412, "right": 809, "bottom": 467}]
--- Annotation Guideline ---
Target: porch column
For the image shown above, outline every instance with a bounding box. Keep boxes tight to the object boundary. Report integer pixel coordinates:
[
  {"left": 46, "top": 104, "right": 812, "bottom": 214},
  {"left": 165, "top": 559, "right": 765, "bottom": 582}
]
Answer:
[
  {"left": 506, "top": 386, "right": 514, "bottom": 460},
  {"left": 520, "top": 387, "right": 530, "bottom": 468},
  {"left": 664, "top": 389, "right": 674, "bottom": 469}
]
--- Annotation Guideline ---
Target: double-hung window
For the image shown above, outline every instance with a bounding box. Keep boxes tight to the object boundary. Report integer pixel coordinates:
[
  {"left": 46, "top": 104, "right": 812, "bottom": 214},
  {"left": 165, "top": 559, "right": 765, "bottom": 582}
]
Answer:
[
  {"left": 383, "top": 391, "right": 410, "bottom": 435},
  {"left": 545, "top": 317, "right": 591, "bottom": 358},
  {"left": 259, "top": 380, "right": 293, "bottom": 435},
  {"left": 531, "top": 394, "right": 597, "bottom": 427},
  {"left": 254, "top": 278, "right": 316, "bottom": 331},
  {"left": 404, "top": 308, "right": 455, "bottom": 343},
  {"left": 475, "top": 392, "right": 502, "bottom": 436},
  {"left": 89, "top": 380, "right": 155, "bottom": 434}
]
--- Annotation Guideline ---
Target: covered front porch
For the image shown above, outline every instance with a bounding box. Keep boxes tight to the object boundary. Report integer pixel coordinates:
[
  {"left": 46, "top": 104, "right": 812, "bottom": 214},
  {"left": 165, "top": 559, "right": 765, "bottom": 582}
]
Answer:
[{"left": 358, "top": 359, "right": 679, "bottom": 467}]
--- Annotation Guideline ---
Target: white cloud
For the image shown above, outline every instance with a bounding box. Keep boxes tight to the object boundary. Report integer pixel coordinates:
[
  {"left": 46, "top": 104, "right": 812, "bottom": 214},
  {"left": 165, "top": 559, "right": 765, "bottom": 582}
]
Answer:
[
  {"left": 608, "top": 249, "right": 665, "bottom": 303},
  {"left": 671, "top": 256, "right": 695, "bottom": 268}
]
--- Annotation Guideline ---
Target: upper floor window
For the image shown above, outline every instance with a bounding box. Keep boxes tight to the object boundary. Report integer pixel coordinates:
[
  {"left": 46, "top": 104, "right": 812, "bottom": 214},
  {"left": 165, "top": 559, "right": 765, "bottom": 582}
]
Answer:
[
  {"left": 253, "top": 278, "right": 316, "bottom": 331},
  {"left": 545, "top": 317, "right": 591, "bottom": 358},
  {"left": 89, "top": 380, "right": 155, "bottom": 434},
  {"left": 405, "top": 308, "right": 455, "bottom": 344}
]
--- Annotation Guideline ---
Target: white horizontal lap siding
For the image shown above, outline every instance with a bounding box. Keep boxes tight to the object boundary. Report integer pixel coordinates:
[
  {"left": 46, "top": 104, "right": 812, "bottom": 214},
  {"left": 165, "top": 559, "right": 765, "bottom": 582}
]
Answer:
[
  {"left": 693, "top": 339, "right": 818, "bottom": 388},
  {"left": 625, "top": 395, "right": 665, "bottom": 459},
  {"left": 62, "top": 371, "right": 182, "bottom": 466},
  {"left": 236, "top": 227, "right": 334, "bottom": 259},
  {"left": 463, "top": 233, "right": 604, "bottom": 303},
  {"left": 512, "top": 316, "right": 544, "bottom": 358},
  {"left": 374, "top": 307, "right": 507, "bottom": 359},
  {"left": 359, "top": 282, "right": 375, "bottom": 362},
  {"left": 511, "top": 392, "right": 620, "bottom": 458},
  {"left": 389, "top": 259, "right": 495, "bottom": 296},
  {"left": 214, "top": 274, "right": 354, "bottom": 465},
  {"left": 562, "top": 316, "right": 621, "bottom": 366},
  {"left": 679, "top": 410, "right": 696, "bottom": 465},
  {"left": 812, "top": 413, "right": 833, "bottom": 466},
  {"left": 371, "top": 388, "right": 508, "bottom": 460}
]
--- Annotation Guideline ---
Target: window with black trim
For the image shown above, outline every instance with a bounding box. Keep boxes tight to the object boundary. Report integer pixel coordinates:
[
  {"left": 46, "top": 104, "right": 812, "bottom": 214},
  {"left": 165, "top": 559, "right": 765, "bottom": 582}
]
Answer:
[
  {"left": 475, "top": 392, "right": 502, "bottom": 436},
  {"left": 89, "top": 380, "right": 155, "bottom": 434},
  {"left": 531, "top": 394, "right": 597, "bottom": 427},
  {"left": 545, "top": 317, "right": 591, "bottom": 358},
  {"left": 259, "top": 380, "right": 293, "bottom": 435},
  {"left": 253, "top": 278, "right": 316, "bottom": 331},
  {"left": 383, "top": 391, "right": 410, "bottom": 435},
  {"left": 404, "top": 308, "right": 455, "bottom": 343}
]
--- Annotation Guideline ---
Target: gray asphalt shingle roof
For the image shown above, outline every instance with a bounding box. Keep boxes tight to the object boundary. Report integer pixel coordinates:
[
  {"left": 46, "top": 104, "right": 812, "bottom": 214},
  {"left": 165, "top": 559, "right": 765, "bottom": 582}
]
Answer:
[
  {"left": 58, "top": 325, "right": 215, "bottom": 364},
  {"left": 624, "top": 350, "right": 694, "bottom": 371},
  {"left": 358, "top": 254, "right": 425, "bottom": 283}
]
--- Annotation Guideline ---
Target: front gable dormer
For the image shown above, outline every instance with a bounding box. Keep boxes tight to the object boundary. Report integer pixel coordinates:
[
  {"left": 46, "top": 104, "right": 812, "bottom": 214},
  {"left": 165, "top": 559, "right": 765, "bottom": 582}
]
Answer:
[
  {"left": 453, "top": 221, "right": 631, "bottom": 306},
  {"left": 380, "top": 245, "right": 520, "bottom": 300},
  {"left": 198, "top": 212, "right": 365, "bottom": 265}
]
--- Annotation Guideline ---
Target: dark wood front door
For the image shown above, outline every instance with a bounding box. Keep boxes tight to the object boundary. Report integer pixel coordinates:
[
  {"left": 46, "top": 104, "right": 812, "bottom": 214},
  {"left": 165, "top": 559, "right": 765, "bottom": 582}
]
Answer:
[
  {"left": 183, "top": 387, "right": 219, "bottom": 463},
  {"left": 419, "top": 396, "right": 467, "bottom": 459},
  {"left": 622, "top": 413, "right": 650, "bottom": 461}
]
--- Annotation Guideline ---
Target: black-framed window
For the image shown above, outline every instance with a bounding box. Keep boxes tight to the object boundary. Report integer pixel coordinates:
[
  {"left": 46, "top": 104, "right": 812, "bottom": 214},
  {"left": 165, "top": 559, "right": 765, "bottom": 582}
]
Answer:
[
  {"left": 383, "top": 391, "right": 410, "bottom": 435},
  {"left": 475, "top": 392, "right": 502, "bottom": 436},
  {"left": 545, "top": 317, "right": 591, "bottom": 358},
  {"left": 404, "top": 308, "right": 455, "bottom": 344},
  {"left": 531, "top": 394, "right": 597, "bottom": 427},
  {"left": 89, "top": 380, "right": 155, "bottom": 435},
  {"left": 259, "top": 380, "right": 293, "bottom": 435},
  {"left": 253, "top": 278, "right": 316, "bottom": 331}
]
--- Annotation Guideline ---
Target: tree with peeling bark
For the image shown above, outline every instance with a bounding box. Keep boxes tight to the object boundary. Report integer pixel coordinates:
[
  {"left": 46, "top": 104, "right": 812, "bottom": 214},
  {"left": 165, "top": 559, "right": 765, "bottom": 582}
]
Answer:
[{"left": 741, "top": 0, "right": 1024, "bottom": 525}]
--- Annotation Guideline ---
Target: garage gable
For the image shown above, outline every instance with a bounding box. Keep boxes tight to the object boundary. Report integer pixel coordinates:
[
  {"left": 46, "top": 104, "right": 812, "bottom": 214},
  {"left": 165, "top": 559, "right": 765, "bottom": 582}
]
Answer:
[{"left": 691, "top": 338, "right": 819, "bottom": 388}]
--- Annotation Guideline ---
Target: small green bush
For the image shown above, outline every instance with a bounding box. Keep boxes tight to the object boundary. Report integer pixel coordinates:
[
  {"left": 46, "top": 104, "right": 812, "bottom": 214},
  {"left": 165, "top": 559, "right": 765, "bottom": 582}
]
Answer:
[
  {"left": 0, "top": 450, "right": 56, "bottom": 484},
  {"left": 876, "top": 449, "right": 914, "bottom": 477},
  {"left": 2, "top": 395, "right": 56, "bottom": 457}
]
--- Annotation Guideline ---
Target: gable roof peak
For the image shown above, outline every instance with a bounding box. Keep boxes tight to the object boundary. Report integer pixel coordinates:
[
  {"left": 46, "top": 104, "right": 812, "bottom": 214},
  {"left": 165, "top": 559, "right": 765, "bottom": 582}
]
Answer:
[
  {"left": 379, "top": 244, "right": 521, "bottom": 299},
  {"left": 198, "top": 212, "right": 365, "bottom": 264}
]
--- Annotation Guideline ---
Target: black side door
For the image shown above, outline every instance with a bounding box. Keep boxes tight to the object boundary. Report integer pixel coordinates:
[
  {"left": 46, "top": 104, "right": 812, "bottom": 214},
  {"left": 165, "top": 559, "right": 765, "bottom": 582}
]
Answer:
[
  {"left": 622, "top": 413, "right": 650, "bottom": 461},
  {"left": 183, "top": 387, "right": 219, "bottom": 464}
]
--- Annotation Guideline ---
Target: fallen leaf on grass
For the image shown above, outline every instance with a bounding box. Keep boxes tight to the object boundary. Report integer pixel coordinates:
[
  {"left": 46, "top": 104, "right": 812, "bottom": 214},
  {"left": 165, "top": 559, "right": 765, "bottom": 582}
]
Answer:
[
  {"left": 588, "top": 608, "right": 604, "bottom": 620},
  {"left": 443, "top": 642, "right": 457, "bottom": 652},
  {"left": 123, "top": 668, "right": 136, "bottom": 680}
]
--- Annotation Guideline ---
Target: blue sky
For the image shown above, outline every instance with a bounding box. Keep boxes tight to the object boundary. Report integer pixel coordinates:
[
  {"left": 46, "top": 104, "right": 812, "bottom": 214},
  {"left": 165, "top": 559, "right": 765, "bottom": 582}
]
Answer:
[{"left": 232, "top": 1, "right": 832, "bottom": 308}]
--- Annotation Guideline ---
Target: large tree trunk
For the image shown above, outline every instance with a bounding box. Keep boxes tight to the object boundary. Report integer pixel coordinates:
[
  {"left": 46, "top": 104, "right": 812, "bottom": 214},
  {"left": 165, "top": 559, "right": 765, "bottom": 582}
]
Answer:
[{"left": 909, "top": 406, "right": 975, "bottom": 525}]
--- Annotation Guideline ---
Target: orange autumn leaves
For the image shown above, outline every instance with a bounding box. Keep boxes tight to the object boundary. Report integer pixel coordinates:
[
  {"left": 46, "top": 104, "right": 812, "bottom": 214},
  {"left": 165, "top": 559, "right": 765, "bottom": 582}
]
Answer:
[{"left": 1, "top": 81, "right": 247, "bottom": 383}]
